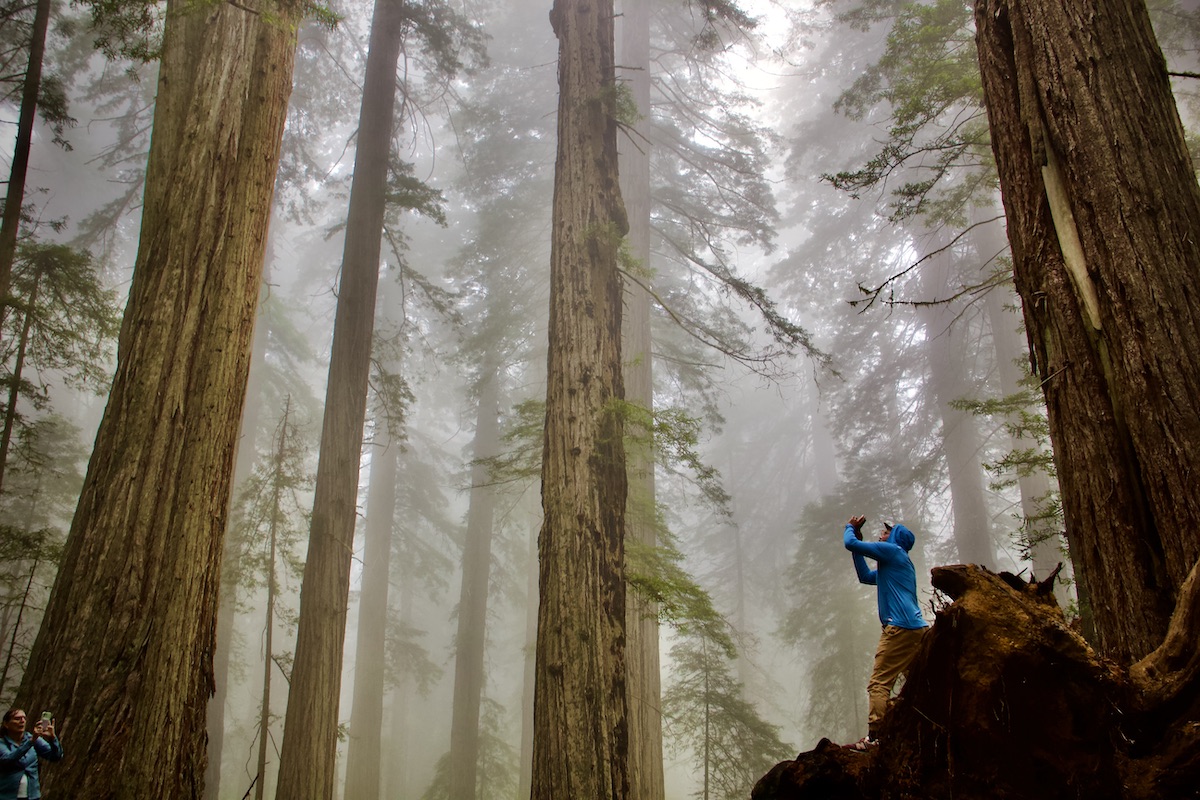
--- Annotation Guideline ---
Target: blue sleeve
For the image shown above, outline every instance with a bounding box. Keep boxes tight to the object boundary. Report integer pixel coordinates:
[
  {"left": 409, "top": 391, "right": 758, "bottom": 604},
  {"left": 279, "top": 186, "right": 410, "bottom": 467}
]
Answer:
[
  {"left": 0, "top": 738, "right": 34, "bottom": 771},
  {"left": 844, "top": 524, "right": 877, "bottom": 585},
  {"left": 34, "top": 737, "right": 62, "bottom": 762}
]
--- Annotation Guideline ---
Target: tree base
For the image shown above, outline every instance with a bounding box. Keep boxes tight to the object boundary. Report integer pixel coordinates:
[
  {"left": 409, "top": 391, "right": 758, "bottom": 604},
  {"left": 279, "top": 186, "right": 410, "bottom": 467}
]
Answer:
[{"left": 754, "top": 565, "right": 1200, "bottom": 800}]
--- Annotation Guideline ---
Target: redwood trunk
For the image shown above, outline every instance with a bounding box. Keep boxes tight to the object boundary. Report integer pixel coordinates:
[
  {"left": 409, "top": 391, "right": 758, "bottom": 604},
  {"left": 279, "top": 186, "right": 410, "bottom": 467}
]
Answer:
[
  {"left": 532, "top": 0, "right": 629, "bottom": 797},
  {"left": 617, "top": 1, "right": 665, "bottom": 798},
  {"left": 275, "top": 0, "right": 405, "bottom": 793},
  {"left": 14, "top": 0, "right": 300, "bottom": 794},
  {"left": 0, "top": 0, "right": 51, "bottom": 317},
  {"left": 343, "top": 409, "right": 398, "bottom": 800},
  {"left": 974, "top": 0, "right": 1200, "bottom": 661},
  {"left": 447, "top": 366, "right": 501, "bottom": 800}
]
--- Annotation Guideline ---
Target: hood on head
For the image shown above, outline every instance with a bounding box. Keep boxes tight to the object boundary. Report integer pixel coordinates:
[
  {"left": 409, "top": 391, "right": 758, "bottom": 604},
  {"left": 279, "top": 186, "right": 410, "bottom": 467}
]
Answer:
[{"left": 891, "top": 523, "right": 915, "bottom": 551}]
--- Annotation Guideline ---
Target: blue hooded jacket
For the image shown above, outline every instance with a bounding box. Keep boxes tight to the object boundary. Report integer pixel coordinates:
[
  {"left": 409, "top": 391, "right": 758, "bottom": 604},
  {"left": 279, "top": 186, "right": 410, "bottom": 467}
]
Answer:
[{"left": 844, "top": 523, "right": 928, "bottom": 630}]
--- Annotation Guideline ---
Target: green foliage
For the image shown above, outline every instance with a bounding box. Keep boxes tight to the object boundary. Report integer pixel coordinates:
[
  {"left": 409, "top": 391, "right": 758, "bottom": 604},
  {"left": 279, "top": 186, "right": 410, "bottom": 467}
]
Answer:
[
  {"left": 81, "top": 0, "right": 162, "bottom": 62},
  {"left": 627, "top": 534, "right": 735, "bottom": 658},
  {"left": 0, "top": 413, "right": 86, "bottom": 698},
  {"left": 419, "top": 698, "right": 518, "bottom": 800},
  {"left": 663, "top": 635, "right": 793, "bottom": 800},
  {"left": 1, "top": 242, "right": 120, "bottom": 396},
  {"left": 384, "top": 615, "right": 440, "bottom": 694},
  {"left": 224, "top": 401, "right": 313, "bottom": 612},
  {"left": 690, "top": 0, "right": 758, "bottom": 50},
  {"left": 484, "top": 397, "right": 733, "bottom": 522},
  {"left": 823, "top": 0, "right": 992, "bottom": 223},
  {"left": 387, "top": 159, "right": 449, "bottom": 226},
  {"left": 301, "top": 0, "right": 340, "bottom": 30},
  {"left": 611, "top": 80, "right": 643, "bottom": 129},
  {"left": 0, "top": 414, "right": 84, "bottom": 559},
  {"left": 618, "top": 399, "right": 731, "bottom": 515},
  {"left": 951, "top": 384, "right": 1064, "bottom": 564}
]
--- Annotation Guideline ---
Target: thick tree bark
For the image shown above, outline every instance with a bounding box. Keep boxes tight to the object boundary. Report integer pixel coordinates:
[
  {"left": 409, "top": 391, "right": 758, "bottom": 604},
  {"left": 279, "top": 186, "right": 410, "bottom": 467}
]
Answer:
[
  {"left": 532, "top": 0, "right": 629, "bottom": 798},
  {"left": 974, "top": 0, "right": 1200, "bottom": 662},
  {"left": 448, "top": 366, "right": 501, "bottom": 800},
  {"left": 14, "top": 0, "right": 300, "bottom": 795},
  {"left": 275, "top": 0, "right": 405, "bottom": 794},
  {"left": 617, "top": 2, "right": 665, "bottom": 799},
  {"left": 343, "top": 409, "right": 398, "bottom": 800}
]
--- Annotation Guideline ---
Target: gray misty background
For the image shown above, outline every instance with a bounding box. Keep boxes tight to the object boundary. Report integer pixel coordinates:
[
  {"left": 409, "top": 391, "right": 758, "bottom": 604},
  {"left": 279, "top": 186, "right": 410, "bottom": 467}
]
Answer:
[{"left": 1, "top": 0, "right": 1197, "bottom": 798}]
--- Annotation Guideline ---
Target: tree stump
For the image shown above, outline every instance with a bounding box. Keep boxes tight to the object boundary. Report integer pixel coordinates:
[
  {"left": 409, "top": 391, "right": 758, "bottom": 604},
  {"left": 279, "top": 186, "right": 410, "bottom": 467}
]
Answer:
[{"left": 753, "top": 563, "right": 1200, "bottom": 800}]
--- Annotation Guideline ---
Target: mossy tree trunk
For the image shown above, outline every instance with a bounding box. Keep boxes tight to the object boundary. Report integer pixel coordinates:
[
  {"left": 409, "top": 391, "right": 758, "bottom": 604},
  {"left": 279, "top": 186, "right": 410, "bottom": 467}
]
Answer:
[
  {"left": 14, "top": 0, "right": 301, "bottom": 794},
  {"left": 532, "top": 0, "right": 630, "bottom": 798}
]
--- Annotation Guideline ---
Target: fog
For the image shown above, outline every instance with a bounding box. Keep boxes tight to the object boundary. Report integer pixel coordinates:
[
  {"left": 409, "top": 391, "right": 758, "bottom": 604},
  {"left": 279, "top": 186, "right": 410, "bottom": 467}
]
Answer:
[{"left": 2, "top": 0, "right": 1198, "bottom": 798}]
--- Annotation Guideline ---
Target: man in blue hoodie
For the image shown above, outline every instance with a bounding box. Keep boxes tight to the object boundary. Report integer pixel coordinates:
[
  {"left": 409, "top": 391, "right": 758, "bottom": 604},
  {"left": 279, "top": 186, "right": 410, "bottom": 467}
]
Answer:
[{"left": 843, "top": 515, "right": 928, "bottom": 749}]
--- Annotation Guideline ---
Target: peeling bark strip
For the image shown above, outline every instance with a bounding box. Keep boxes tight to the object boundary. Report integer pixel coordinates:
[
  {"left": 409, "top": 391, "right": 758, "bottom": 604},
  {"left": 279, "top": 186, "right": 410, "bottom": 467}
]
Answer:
[
  {"left": 15, "top": 0, "right": 302, "bottom": 796},
  {"left": 974, "top": 0, "right": 1200, "bottom": 662},
  {"left": 533, "top": 0, "right": 630, "bottom": 798}
]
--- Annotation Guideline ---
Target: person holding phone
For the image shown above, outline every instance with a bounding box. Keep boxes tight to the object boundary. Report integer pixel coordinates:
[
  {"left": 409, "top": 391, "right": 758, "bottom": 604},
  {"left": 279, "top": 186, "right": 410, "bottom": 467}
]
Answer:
[{"left": 0, "top": 708, "right": 62, "bottom": 799}]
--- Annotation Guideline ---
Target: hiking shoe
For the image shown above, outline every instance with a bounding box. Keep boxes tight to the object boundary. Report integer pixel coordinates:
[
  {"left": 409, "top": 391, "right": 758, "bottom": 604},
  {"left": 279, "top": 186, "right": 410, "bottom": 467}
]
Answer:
[{"left": 842, "top": 736, "right": 878, "bottom": 752}]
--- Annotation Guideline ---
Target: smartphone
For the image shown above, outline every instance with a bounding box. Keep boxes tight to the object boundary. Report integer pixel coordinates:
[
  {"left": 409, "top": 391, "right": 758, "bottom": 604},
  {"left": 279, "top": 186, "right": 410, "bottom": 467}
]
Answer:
[{"left": 39, "top": 712, "right": 51, "bottom": 722}]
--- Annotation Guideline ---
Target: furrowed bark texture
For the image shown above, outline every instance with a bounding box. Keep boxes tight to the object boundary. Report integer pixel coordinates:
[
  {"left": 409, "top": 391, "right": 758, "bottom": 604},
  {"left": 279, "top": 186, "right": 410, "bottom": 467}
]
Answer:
[
  {"left": 15, "top": 0, "right": 300, "bottom": 796},
  {"left": 616, "top": 2, "right": 665, "bottom": 798},
  {"left": 275, "top": 0, "right": 404, "bottom": 795},
  {"left": 974, "top": 0, "right": 1200, "bottom": 662},
  {"left": 533, "top": 0, "right": 630, "bottom": 798}
]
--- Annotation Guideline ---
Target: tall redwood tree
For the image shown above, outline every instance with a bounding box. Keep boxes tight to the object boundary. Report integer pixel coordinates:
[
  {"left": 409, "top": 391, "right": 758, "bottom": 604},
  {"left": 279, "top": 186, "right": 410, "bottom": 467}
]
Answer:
[
  {"left": 15, "top": 0, "right": 302, "bottom": 794},
  {"left": 531, "top": 0, "right": 630, "bottom": 797},
  {"left": 975, "top": 0, "right": 1200, "bottom": 662}
]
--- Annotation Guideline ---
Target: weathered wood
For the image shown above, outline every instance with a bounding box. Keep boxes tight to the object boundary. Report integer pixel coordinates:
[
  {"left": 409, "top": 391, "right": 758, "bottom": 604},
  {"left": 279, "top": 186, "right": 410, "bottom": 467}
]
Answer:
[{"left": 754, "top": 564, "right": 1200, "bottom": 800}]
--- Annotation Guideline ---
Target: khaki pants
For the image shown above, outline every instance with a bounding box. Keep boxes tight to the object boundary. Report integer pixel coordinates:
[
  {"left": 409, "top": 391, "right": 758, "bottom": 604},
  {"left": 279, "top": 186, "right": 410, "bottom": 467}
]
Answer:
[{"left": 867, "top": 624, "right": 927, "bottom": 738}]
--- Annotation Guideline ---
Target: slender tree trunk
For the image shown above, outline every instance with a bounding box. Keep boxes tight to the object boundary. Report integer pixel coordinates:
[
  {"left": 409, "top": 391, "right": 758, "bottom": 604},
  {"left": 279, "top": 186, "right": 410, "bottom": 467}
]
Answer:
[
  {"left": 975, "top": 0, "right": 1200, "bottom": 661},
  {"left": 448, "top": 366, "right": 501, "bottom": 800},
  {"left": 343, "top": 406, "right": 399, "bottom": 800},
  {"left": 254, "top": 399, "right": 291, "bottom": 800},
  {"left": 205, "top": 270, "right": 273, "bottom": 800},
  {"left": 0, "top": 0, "right": 51, "bottom": 318},
  {"left": 384, "top": 556, "right": 417, "bottom": 799},
  {"left": 0, "top": 560, "right": 37, "bottom": 697},
  {"left": 517, "top": 521, "right": 537, "bottom": 800},
  {"left": 918, "top": 243, "right": 995, "bottom": 567},
  {"left": 0, "top": 273, "right": 39, "bottom": 494},
  {"left": 532, "top": 1, "right": 629, "bottom": 798},
  {"left": 14, "top": 0, "right": 301, "bottom": 794},
  {"left": 617, "top": 2, "right": 665, "bottom": 798},
  {"left": 275, "top": 0, "right": 405, "bottom": 793}
]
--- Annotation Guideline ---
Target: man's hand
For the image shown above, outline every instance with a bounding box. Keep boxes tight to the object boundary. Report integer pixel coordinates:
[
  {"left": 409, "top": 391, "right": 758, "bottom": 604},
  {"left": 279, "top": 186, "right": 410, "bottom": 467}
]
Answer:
[{"left": 848, "top": 515, "right": 866, "bottom": 540}]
